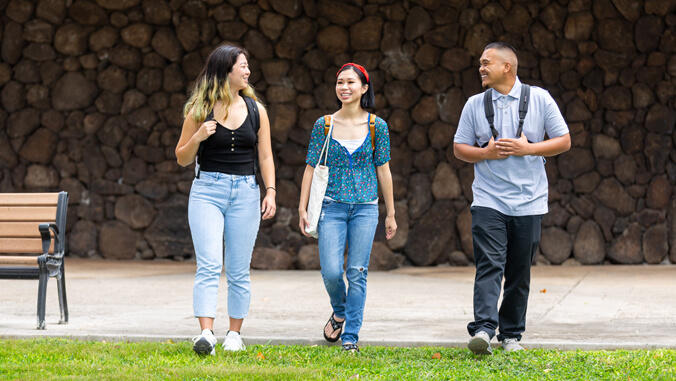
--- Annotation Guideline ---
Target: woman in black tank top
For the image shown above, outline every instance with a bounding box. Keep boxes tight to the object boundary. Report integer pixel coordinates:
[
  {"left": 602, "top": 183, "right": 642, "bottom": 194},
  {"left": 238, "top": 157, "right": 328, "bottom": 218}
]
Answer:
[{"left": 175, "top": 44, "right": 276, "bottom": 355}]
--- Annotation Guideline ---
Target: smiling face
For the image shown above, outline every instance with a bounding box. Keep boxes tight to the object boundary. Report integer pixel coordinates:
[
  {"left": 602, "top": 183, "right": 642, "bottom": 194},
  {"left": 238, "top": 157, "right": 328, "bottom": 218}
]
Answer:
[
  {"left": 479, "top": 48, "right": 510, "bottom": 89},
  {"left": 336, "top": 68, "right": 368, "bottom": 106},
  {"left": 227, "top": 53, "right": 250, "bottom": 90}
]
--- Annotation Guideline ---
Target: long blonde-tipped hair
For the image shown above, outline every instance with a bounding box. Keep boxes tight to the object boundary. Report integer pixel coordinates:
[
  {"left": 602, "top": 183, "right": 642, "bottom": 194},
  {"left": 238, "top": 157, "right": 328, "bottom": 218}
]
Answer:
[{"left": 183, "top": 44, "right": 258, "bottom": 124}]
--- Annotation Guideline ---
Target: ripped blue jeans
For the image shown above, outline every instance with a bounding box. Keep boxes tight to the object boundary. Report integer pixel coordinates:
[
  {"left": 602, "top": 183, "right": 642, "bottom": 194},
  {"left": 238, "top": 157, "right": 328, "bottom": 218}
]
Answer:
[{"left": 317, "top": 198, "right": 379, "bottom": 344}]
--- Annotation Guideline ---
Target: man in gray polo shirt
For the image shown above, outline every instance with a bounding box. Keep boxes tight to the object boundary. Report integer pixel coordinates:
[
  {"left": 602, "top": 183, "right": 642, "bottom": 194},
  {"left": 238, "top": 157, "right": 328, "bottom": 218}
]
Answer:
[{"left": 454, "top": 42, "right": 571, "bottom": 354}]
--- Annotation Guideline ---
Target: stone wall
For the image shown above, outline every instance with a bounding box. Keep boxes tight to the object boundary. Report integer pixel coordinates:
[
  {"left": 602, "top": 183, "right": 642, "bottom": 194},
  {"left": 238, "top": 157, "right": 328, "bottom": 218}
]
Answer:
[{"left": 0, "top": 0, "right": 675, "bottom": 269}]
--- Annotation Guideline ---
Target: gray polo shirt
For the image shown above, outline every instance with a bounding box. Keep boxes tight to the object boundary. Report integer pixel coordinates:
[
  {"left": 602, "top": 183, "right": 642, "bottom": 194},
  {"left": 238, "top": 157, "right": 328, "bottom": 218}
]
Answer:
[{"left": 454, "top": 77, "right": 569, "bottom": 216}]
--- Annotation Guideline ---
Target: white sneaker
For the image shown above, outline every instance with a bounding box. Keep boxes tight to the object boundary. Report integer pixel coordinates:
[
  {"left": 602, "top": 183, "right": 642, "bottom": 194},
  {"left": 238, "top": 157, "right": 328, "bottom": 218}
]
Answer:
[
  {"left": 222, "top": 331, "right": 246, "bottom": 352},
  {"left": 192, "top": 329, "right": 217, "bottom": 355},
  {"left": 502, "top": 338, "right": 525, "bottom": 352},
  {"left": 468, "top": 331, "right": 492, "bottom": 355}
]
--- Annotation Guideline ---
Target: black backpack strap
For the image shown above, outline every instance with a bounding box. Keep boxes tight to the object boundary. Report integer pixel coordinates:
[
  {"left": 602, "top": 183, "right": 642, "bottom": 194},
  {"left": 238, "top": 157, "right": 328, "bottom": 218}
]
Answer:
[
  {"left": 243, "top": 96, "right": 260, "bottom": 136},
  {"left": 516, "top": 84, "right": 530, "bottom": 138},
  {"left": 481, "top": 89, "right": 498, "bottom": 148},
  {"left": 195, "top": 109, "right": 215, "bottom": 179},
  {"left": 242, "top": 95, "right": 260, "bottom": 178}
]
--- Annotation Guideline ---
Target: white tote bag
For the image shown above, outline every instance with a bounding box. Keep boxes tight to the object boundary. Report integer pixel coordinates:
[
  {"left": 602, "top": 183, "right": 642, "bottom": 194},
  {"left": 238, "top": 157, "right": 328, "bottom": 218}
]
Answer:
[{"left": 305, "top": 117, "right": 334, "bottom": 238}]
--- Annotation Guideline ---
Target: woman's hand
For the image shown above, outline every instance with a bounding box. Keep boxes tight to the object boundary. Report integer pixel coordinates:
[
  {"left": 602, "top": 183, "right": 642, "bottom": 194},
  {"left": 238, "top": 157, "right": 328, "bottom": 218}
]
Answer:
[
  {"left": 175, "top": 110, "right": 215, "bottom": 167},
  {"left": 385, "top": 215, "right": 397, "bottom": 240},
  {"left": 195, "top": 120, "right": 217, "bottom": 142},
  {"left": 298, "top": 208, "right": 311, "bottom": 237},
  {"left": 261, "top": 191, "right": 276, "bottom": 220}
]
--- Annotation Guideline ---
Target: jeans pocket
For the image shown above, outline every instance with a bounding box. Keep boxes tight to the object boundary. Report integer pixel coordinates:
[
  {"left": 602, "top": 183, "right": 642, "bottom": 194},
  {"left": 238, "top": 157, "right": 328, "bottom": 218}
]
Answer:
[
  {"left": 194, "top": 172, "right": 216, "bottom": 186},
  {"left": 245, "top": 175, "right": 258, "bottom": 189}
]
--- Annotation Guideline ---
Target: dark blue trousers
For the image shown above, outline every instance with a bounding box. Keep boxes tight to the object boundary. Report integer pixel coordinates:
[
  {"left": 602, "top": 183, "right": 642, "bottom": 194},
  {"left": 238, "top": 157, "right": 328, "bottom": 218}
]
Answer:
[{"left": 467, "top": 206, "right": 543, "bottom": 341}]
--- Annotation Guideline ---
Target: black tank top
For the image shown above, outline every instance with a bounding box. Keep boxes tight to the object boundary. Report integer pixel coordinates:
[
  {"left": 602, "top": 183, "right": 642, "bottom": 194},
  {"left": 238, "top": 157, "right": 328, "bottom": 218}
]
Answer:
[{"left": 199, "top": 108, "right": 257, "bottom": 175}]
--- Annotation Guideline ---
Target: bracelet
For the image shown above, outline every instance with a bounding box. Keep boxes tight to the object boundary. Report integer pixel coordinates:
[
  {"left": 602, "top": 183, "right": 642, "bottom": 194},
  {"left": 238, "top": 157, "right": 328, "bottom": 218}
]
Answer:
[{"left": 266, "top": 186, "right": 276, "bottom": 191}]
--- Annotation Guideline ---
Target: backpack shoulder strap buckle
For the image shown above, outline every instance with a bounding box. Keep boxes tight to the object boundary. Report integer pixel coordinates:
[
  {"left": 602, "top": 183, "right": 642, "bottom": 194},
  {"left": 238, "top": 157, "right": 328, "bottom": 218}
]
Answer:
[
  {"left": 324, "top": 115, "right": 331, "bottom": 136},
  {"left": 516, "top": 84, "right": 530, "bottom": 137},
  {"left": 369, "top": 113, "right": 376, "bottom": 149},
  {"left": 483, "top": 89, "right": 498, "bottom": 140},
  {"left": 481, "top": 89, "right": 498, "bottom": 147}
]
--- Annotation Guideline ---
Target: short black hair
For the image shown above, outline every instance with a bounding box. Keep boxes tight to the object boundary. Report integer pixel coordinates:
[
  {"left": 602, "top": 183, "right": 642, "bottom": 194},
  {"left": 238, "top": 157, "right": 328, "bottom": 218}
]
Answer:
[
  {"left": 484, "top": 42, "right": 518, "bottom": 56},
  {"left": 335, "top": 65, "right": 376, "bottom": 110}
]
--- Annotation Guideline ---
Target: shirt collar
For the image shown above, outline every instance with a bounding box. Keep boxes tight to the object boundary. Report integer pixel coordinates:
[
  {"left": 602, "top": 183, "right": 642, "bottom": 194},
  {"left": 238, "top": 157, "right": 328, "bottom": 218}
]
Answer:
[{"left": 491, "top": 76, "right": 522, "bottom": 100}]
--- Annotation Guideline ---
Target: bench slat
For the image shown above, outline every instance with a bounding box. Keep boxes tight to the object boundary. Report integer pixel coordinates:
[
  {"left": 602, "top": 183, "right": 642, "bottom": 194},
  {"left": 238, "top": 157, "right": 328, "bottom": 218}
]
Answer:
[
  {"left": 0, "top": 193, "right": 59, "bottom": 206},
  {"left": 0, "top": 238, "right": 54, "bottom": 254},
  {"left": 0, "top": 222, "right": 54, "bottom": 238},
  {"left": 0, "top": 206, "right": 57, "bottom": 222},
  {"left": 0, "top": 256, "right": 39, "bottom": 265}
]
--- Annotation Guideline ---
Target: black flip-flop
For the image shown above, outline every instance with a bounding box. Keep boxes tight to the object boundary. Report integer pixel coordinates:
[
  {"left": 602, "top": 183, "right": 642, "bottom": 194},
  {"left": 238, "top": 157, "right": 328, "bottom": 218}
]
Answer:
[
  {"left": 323, "top": 313, "right": 344, "bottom": 342},
  {"left": 342, "top": 343, "right": 359, "bottom": 353}
]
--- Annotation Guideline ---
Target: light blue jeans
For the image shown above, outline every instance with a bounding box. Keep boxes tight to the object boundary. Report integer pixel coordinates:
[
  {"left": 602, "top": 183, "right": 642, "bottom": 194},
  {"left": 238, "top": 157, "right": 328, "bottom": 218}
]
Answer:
[
  {"left": 188, "top": 171, "right": 260, "bottom": 319},
  {"left": 317, "top": 199, "right": 379, "bottom": 344}
]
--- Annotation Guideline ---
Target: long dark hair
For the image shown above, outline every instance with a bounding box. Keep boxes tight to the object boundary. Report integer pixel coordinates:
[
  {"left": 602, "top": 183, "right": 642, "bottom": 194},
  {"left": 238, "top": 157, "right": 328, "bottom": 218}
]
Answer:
[
  {"left": 335, "top": 64, "right": 376, "bottom": 110},
  {"left": 183, "top": 44, "right": 257, "bottom": 123}
]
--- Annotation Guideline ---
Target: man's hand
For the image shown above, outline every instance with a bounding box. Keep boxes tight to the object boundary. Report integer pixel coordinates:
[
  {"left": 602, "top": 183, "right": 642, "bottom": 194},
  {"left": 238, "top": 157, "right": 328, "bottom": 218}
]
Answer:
[
  {"left": 495, "top": 133, "right": 531, "bottom": 157},
  {"left": 483, "top": 136, "right": 509, "bottom": 160}
]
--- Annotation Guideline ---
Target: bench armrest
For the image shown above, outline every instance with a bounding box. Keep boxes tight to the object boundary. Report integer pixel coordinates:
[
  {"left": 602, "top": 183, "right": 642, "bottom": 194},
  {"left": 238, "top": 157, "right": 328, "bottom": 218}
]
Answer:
[{"left": 38, "top": 223, "right": 60, "bottom": 255}]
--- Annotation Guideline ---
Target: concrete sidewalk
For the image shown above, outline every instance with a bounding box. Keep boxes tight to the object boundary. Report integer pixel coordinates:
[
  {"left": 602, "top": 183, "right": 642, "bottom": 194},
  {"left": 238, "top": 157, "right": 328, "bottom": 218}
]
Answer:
[{"left": 1, "top": 258, "right": 675, "bottom": 350}]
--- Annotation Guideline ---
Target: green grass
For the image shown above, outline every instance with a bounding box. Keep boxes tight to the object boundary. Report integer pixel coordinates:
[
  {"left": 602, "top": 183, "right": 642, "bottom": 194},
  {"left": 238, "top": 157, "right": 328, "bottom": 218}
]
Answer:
[{"left": 0, "top": 339, "right": 674, "bottom": 380}]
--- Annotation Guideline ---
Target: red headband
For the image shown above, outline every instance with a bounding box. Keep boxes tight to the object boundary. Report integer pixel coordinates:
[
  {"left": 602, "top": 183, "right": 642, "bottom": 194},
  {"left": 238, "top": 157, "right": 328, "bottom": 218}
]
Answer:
[{"left": 336, "top": 63, "right": 369, "bottom": 83}]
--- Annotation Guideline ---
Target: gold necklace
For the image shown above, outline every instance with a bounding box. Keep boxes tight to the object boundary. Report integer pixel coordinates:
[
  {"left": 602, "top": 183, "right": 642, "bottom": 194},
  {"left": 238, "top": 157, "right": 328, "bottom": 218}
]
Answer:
[{"left": 496, "top": 98, "right": 515, "bottom": 109}]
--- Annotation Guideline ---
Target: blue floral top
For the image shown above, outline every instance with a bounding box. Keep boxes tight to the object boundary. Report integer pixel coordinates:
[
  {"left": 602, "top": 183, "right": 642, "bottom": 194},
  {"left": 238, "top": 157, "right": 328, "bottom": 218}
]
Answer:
[{"left": 305, "top": 115, "right": 391, "bottom": 203}]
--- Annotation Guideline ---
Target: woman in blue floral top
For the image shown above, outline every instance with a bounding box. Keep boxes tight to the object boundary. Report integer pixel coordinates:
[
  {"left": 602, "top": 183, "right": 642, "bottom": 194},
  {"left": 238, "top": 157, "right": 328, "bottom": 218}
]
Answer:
[{"left": 298, "top": 63, "right": 397, "bottom": 353}]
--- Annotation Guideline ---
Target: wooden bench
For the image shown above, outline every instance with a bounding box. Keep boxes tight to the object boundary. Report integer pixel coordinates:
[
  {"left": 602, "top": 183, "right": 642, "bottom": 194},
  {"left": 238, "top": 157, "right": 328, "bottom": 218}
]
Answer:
[{"left": 0, "top": 192, "right": 69, "bottom": 329}]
